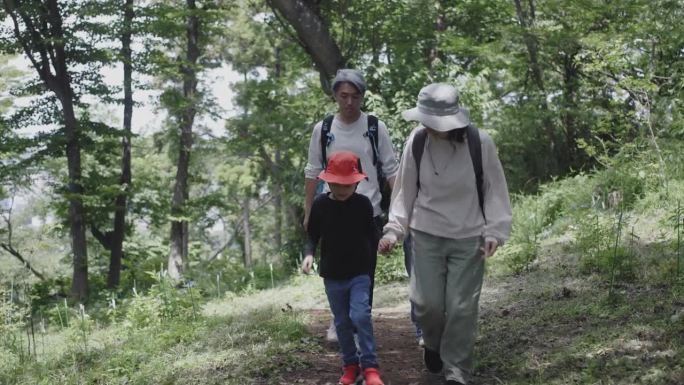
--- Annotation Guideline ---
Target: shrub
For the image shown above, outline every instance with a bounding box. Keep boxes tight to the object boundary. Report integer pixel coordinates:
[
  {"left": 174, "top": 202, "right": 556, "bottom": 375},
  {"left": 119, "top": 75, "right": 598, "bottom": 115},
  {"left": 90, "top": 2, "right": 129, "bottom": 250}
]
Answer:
[
  {"left": 375, "top": 249, "right": 407, "bottom": 284},
  {"left": 579, "top": 245, "right": 640, "bottom": 282},
  {"left": 0, "top": 346, "right": 19, "bottom": 381}
]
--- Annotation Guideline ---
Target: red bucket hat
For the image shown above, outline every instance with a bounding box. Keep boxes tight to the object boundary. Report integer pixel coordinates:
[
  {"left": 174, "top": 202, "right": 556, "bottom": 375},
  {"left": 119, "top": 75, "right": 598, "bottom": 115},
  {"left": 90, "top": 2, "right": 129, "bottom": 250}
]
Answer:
[{"left": 318, "top": 151, "right": 368, "bottom": 185}]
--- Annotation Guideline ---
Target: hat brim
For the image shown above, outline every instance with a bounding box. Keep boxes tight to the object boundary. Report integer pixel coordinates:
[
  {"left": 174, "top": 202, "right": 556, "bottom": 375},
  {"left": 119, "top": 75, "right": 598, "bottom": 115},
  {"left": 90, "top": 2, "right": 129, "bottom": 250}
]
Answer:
[
  {"left": 318, "top": 171, "right": 367, "bottom": 185},
  {"left": 402, "top": 107, "right": 470, "bottom": 132}
]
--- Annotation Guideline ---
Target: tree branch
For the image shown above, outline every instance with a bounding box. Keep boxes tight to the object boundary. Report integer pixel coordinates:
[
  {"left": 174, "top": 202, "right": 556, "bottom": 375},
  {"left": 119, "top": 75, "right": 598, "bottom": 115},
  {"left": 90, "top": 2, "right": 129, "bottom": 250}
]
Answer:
[{"left": 0, "top": 243, "right": 46, "bottom": 281}]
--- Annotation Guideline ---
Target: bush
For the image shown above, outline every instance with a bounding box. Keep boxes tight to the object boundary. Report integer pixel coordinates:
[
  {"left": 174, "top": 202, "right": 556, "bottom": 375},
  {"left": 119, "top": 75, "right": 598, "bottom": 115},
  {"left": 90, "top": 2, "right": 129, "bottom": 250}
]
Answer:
[
  {"left": 0, "top": 346, "right": 20, "bottom": 382},
  {"left": 579, "top": 245, "right": 640, "bottom": 282},
  {"left": 375, "top": 249, "right": 407, "bottom": 284}
]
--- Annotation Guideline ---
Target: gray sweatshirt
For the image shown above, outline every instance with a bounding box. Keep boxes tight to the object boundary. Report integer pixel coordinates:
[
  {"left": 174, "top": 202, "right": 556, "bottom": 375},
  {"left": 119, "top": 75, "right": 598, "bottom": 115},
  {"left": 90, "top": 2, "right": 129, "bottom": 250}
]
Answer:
[{"left": 383, "top": 126, "right": 512, "bottom": 244}]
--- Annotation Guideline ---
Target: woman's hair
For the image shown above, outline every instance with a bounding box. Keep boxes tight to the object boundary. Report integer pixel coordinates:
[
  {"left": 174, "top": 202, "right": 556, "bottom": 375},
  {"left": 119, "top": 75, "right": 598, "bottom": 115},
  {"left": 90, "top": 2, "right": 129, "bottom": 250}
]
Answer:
[{"left": 448, "top": 127, "right": 467, "bottom": 143}]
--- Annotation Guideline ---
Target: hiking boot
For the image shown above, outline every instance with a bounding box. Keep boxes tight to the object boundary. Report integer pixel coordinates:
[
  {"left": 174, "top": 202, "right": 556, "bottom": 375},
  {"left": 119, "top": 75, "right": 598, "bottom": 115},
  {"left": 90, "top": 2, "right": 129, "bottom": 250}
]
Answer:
[
  {"left": 326, "top": 320, "right": 338, "bottom": 342},
  {"left": 363, "top": 367, "right": 385, "bottom": 385},
  {"left": 423, "top": 347, "right": 443, "bottom": 373},
  {"left": 338, "top": 363, "right": 360, "bottom": 385}
]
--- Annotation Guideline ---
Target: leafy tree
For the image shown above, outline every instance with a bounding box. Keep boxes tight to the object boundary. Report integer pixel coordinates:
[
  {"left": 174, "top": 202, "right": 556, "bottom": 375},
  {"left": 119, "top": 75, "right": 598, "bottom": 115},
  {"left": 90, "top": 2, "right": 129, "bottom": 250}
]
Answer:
[
  {"left": 138, "top": 0, "right": 228, "bottom": 279},
  {"left": 2, "top": 0, "right": 94, "bottom": 300}
]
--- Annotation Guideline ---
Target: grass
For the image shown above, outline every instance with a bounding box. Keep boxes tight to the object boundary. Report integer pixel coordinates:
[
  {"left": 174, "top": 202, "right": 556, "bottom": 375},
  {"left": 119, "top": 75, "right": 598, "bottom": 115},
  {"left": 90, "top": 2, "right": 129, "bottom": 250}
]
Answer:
[
  {"left": 477, "top": 247, "right": 683, "bottom": 385},
  {"left": 1, "top": 274, "right": 326, "bottom": 385},
  {"left": 1, "top": 251, "right": 683, "bottom": 385}
]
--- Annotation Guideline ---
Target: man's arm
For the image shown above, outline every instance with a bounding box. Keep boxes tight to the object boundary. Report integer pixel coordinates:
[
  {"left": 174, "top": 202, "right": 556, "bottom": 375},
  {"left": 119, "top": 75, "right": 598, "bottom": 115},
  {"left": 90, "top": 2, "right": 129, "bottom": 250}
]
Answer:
[
  {"left": 303, "top": 177, "right": 318, "bottom": 228},
  {"left": 303, "top": 120, "right": 324, "bottom": 229}
]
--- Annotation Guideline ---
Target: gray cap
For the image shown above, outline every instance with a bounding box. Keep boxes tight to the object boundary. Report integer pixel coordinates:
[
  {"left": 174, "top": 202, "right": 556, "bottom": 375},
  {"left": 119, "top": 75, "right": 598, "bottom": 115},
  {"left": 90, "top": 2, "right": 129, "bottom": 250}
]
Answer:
[
  {"left": 402, "top": 83, "right": 470, "bottom": 132},
  {"left": 332, "top": 69, "right": 366, "bottom": 94}
]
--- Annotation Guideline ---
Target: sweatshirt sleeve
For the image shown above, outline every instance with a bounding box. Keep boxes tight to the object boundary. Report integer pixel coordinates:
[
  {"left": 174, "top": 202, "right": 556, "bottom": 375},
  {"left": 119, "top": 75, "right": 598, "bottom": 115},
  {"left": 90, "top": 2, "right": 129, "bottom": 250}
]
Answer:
[
  {"left": 383, "top": 129, "right": 420, "bottom": 243},
  {"left": 377, "top": 120, "right": 399, "bottom": 179},
  {"left": 481, "top": 132, "right": 513, "bottom": 244},
  {"left": 304, "top": 122, "right": 324, "bottom": 180},
  {"left": 304, "top": 197, "right": 323, "bottom": 255}
]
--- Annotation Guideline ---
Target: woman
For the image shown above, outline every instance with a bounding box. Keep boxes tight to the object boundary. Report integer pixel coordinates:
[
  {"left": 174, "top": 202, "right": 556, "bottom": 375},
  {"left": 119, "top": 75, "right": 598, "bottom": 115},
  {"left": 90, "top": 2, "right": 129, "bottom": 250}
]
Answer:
[{"left": 378, "top": 83, "right": 512, "bottom": 385}]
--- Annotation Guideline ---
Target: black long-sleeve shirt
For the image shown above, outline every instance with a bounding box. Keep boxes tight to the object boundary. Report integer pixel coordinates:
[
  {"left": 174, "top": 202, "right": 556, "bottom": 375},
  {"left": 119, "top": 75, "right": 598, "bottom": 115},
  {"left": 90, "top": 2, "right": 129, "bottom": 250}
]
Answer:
[{"left": 305, "top": 192, "right": 376, "bottom": 280}]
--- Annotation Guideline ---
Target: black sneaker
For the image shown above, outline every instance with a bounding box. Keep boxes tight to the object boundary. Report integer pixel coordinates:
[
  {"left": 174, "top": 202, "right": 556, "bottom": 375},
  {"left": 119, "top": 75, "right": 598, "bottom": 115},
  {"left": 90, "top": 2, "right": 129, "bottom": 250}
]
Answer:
[
  {"left": 423, "top": 347, "right": 443, "bottom": 373},
  {"left": 445, "top": 381, "right": 465, "bottom": 385}
]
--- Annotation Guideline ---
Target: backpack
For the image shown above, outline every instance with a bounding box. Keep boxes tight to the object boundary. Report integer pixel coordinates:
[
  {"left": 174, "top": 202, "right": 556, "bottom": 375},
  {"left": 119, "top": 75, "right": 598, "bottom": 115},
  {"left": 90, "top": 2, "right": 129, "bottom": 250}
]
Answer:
[
  {"left": 320, "top": 114, "right": 391, "bottom": 212},
  {"left": 411, "top": 125, "right": 485, "bottom": 219}
]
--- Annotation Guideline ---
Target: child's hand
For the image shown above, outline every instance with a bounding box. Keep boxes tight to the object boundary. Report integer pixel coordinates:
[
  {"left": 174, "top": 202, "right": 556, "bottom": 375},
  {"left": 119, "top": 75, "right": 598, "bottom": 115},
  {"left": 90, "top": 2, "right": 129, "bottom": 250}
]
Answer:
[
  {"left": 378, "top": 237, "right": 396, "bottom": 254},
  {"left": 302, "top": 255, "right": 314, "bottom": 274}
]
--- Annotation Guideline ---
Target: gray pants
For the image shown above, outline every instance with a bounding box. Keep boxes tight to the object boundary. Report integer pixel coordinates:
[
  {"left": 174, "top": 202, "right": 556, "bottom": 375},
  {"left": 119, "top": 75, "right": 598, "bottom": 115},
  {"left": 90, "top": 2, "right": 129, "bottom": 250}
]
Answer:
[{"left": 410, "top": 230, "right": 484, "bottom": 384}]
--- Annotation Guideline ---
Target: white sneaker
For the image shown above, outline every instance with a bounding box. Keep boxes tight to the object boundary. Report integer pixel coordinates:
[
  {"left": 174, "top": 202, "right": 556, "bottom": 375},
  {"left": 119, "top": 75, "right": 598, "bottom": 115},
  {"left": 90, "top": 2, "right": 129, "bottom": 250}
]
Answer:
[
  {"left": 325, "top": 320, "right": 338, "bottom": 342},
  {"left": 417, "top": 336, "right": 425, "bottom": 347}
]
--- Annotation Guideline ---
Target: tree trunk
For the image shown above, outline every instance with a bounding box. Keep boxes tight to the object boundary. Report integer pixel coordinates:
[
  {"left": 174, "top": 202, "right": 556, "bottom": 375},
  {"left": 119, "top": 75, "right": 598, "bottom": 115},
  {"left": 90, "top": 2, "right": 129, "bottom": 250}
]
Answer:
[
  {"left": 274, "top": 147, "right": 282, "bottom": 251},
  {"left": 512, "top": 0, "right": 558, "bottom": 176},
  {"left": 428, "top": 0, "right": 447, "bottom": 70},
  {"left": 168, "top": 0, "right": 200, "bottom": 280},
  {"left": 242, "top": 196, "right": 252, "bottom": 268},
  {"left": 3, "top": 0, "right": 89, "bottom": 300},
  {"left": 561, "top": 49, "right": 580, "bottom": 171},
  {"left": 106, "top": 0, "right": 135, "bottom": 289},
  {"left": 513, "top": 0, "right": 545, "bottom": 92},
  {"left": 267, "top": 0, "right": 345, "bottom": 92},
  {"left": 273, "top": 47, "right": 282, "bottom": 251}
]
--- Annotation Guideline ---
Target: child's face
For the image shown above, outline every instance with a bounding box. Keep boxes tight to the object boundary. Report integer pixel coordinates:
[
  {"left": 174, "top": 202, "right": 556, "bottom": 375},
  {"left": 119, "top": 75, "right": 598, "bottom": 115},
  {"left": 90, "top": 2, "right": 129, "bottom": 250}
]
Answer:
[{"left": 328, "top": 182, "right": 357, "bottom": 201}]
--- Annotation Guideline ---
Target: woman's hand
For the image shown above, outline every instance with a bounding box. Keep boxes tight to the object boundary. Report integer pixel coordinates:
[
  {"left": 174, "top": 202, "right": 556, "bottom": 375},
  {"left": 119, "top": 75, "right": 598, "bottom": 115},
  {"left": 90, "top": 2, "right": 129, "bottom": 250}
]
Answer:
[
  {"left": 481, "top": 239, "right": 499, "bottom": 259},
  {"left": 378, "top": 237, "right": 396, "bottom": 254},
  {"left": 302, "top": 255, "right": 314, "bottom": 273}
]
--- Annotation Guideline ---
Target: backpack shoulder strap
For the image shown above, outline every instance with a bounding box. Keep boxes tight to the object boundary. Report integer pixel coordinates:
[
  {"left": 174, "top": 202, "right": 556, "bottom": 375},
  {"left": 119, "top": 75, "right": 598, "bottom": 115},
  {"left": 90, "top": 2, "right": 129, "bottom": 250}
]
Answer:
[
  {"left": 320, "top": 115, "right": 334, "bottom": 168},
  {"left": 366, "top": 115, "right": 379, "bottom": 166},
  {"left": 466, "top": 124, "right": 485, "bottom": 218},
  {"left": 412, "top": 127, "right": 428, "bottom": 190}
]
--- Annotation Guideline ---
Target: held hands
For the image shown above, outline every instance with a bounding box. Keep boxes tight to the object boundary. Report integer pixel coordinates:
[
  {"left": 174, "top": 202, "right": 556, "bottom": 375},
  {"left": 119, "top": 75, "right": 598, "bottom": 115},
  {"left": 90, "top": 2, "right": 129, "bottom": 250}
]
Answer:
[
  {"left": 302, "top": 255, "right": 314, "bottom": 274},
  {"left": 377, "top": 237, "right": 396, "bottom": 254},
  {"left": 480, "top": 238, "right": 499, "bottom": 259}
]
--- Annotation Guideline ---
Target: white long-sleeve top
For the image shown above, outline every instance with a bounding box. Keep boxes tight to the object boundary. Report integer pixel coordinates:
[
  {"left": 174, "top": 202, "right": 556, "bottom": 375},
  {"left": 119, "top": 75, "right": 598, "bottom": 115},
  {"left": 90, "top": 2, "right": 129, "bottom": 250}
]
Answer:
[
  {"left": 304, "top": 112, "right": 399, "bottom": 217},
  {"left": 383, "top": 126, "right": 512, "bottom": 244}
]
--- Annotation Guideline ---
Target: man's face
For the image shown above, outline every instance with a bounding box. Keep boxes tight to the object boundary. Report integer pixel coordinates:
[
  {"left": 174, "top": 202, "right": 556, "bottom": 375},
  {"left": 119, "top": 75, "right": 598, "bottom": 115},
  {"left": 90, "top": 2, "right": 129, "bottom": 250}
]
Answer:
[{"left": 334, "top": 82, "right": 363, "bottom": 122}]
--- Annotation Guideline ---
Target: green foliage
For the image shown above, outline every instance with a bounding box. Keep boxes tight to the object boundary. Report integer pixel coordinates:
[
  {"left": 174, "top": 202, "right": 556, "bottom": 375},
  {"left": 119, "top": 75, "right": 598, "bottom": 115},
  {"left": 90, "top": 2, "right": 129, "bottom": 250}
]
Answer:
[
  {"left": 579, "top": 245, "right": 640, "bottom": 282},
  {"left": 2, "top": 5, "right": 684, "bottom": 384},
  {"left": 0, "top": 345, "right": 20, "bottom": 382},
  {"left": 139, "top": 270, "right": 198, "bottom": 322},
  {"left": 0, "top": 287, "right": 29, "bottom": 363},
  {"left": 374, "top": 250, "right": 407, "bottom": 285}
]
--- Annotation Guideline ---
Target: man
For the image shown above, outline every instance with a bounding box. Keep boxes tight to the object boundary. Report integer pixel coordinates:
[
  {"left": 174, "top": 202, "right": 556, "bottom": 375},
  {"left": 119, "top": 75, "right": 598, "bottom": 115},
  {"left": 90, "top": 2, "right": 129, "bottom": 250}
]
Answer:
[{"left": 304, "top": 69, "right": 399, "bottom": 342}]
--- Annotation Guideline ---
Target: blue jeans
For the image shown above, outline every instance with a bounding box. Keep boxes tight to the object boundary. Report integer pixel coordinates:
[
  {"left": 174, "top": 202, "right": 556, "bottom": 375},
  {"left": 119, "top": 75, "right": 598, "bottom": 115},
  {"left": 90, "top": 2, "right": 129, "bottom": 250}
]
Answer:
[
  {"left": 403, "top": 233, "right": 423, "bottom": 338},
  {"left": 324, "top": 274, "right": 378, "bottom": 368}
]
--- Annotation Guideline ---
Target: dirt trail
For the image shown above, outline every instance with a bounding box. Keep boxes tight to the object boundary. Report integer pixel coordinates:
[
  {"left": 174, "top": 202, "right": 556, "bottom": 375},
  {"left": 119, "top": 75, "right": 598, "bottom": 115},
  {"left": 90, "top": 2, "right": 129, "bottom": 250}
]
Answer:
[{"left": 272, "top": 307, "right": 446, "bottom": 385}]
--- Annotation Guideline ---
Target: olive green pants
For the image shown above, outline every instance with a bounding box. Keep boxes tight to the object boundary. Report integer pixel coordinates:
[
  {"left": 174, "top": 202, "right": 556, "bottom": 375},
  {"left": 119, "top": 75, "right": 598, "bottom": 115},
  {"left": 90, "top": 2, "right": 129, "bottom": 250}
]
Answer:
[{"left": 409, "top": 230, "right": 484, "bottom": 384}]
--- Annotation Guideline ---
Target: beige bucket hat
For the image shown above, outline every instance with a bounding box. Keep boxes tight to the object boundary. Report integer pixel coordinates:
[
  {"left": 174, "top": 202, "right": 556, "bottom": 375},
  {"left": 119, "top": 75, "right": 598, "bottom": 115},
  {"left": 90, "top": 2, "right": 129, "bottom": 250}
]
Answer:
[{"left": 402, "top": 83, "right": 470, "bottom": 132}]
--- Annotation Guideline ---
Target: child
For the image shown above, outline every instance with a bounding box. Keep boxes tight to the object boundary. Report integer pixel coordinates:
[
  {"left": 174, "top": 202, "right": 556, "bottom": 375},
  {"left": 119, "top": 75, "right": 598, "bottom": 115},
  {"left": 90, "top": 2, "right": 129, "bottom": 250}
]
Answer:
[{"left": 302, "top": 151, "right": 385, "bottom": 385}]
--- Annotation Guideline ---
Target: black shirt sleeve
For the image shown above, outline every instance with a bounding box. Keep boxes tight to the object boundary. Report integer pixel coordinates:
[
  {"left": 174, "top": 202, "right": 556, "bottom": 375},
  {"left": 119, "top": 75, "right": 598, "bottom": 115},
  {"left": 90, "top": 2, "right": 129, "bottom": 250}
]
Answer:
[{"left": 304, "top": 194, "right": 323, "bottom": 256}]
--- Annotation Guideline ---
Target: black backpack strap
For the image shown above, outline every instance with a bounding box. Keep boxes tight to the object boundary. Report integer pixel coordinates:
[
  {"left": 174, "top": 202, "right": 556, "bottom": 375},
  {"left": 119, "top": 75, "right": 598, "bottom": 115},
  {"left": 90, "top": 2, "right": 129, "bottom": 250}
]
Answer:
[
  {"left": 366, "top": 115, "right": 380, "bottom": 166},
  {"left": 367, "top": 115, "right": 385, "bottom": 188},
  {"left": 412, "top": 127, "right": 428, "bottom": 190},
  {"left": 320, "top": 115, "right": 334, "bottom": 168},
  {"left": 466, "top": 125, "right": 485, "bottom": 219}
]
